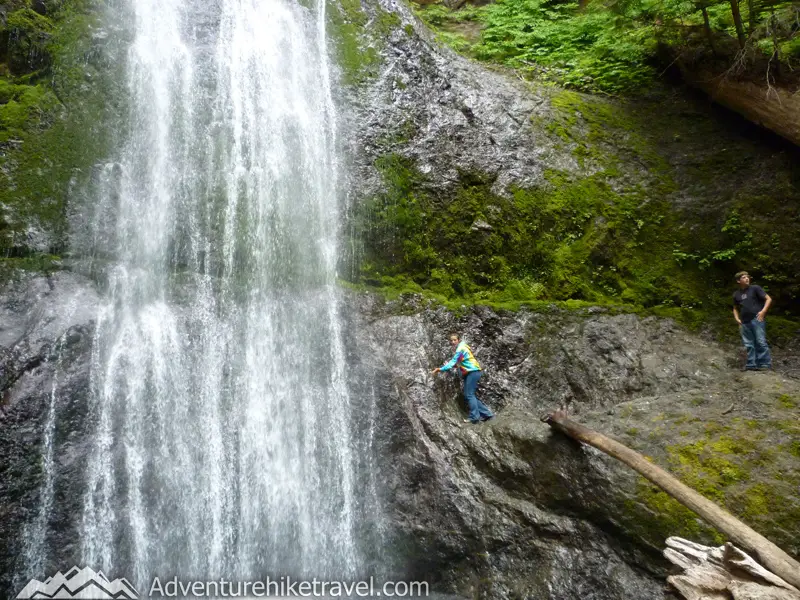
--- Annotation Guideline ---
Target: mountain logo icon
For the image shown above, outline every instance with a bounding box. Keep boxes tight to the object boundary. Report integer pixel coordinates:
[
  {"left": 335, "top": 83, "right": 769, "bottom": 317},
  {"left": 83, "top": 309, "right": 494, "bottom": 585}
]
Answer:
[{"left": 16, "top": 566, "right": 138, "bottom": 599}]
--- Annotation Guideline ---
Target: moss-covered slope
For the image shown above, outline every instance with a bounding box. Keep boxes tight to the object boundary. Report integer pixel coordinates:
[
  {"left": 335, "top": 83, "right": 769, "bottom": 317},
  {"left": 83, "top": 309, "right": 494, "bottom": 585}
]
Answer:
[
  {"left": 591, "top": 375, "right": 800, "bottom": 557},
  {"left": 338, "top": 1, "right": 799, "bottom": 341},
  {"left": 0, "top": 0, "right": 123, "bottom": 272}
]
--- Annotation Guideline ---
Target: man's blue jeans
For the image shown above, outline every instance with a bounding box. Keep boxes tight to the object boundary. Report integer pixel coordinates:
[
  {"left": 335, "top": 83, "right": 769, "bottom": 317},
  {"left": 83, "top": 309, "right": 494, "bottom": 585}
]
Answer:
[
  {"left": 740, "top": 319, "right": 771, "bottom": 368},
  {"left": 463, "top": 370, "right": 494, "bottom": 423}
]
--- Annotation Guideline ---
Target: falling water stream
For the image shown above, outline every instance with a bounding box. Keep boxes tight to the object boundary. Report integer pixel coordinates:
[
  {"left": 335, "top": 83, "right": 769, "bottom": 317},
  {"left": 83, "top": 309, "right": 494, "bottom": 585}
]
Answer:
[
  {"left": 69, "top": 0, "right": 364, "bottom": 587},
  {"left": 21, "top": 330, "right": 70, "bottom": 580}
]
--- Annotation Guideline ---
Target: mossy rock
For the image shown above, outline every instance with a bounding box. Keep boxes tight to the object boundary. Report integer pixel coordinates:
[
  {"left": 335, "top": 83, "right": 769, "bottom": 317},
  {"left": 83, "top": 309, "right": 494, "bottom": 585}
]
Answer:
[
  {"left": 348, "top": 76, "right": 800, "bottom": 341},
  {"left": 326, "top": 0, "right": 400, "bottom": 87},
  {"left": 591, "top": 376, "right": 800, "bottom": 556},
  {"left": 0, "top": 0, "right": 122, "bottom": 260},
  {"left": 0, "top": 81, "right": 57, "bottom": 138},
  {"left": 2, "top": 7, "right": 54, "bottom": 74},
  {"left": 350, "top": 150, "right": 710, "bottom": 311}
]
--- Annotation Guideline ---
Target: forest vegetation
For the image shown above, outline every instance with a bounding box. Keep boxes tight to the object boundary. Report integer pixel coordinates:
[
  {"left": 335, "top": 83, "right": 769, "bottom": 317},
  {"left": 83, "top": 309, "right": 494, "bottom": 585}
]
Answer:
[{"left": 412, "top": 0, "right": 800, "bottom": 94}]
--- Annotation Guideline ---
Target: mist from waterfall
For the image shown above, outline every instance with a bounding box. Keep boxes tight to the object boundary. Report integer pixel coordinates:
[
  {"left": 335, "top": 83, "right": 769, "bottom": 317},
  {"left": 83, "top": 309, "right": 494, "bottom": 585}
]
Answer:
[{"left": 53, "top": 0, "right": 374, "bottom": 587}]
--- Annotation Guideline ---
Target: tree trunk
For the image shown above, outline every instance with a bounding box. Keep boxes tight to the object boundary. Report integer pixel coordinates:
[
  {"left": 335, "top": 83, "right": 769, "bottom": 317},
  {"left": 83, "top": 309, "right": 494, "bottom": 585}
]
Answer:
[
  {"left": 541, "top": 410, "right": 800, "bottom": 591},
  {"left": 729, "top": 0, "right": 747, "bottom": 48},
  {"left": 747, "top": 0, "right": 756, "bottom": 34},
  {"left": 679, "top": 65, "right": 800, "bottom": 146},
  {"left": 701, "top": 5, "right": 717, "bottom": 55}
]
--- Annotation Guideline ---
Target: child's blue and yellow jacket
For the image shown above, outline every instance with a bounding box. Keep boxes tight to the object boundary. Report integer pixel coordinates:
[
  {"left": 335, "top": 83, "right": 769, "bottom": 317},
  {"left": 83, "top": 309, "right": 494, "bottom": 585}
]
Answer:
[{"left": 440, "top": 341, "right": 481, "bottom": 376}]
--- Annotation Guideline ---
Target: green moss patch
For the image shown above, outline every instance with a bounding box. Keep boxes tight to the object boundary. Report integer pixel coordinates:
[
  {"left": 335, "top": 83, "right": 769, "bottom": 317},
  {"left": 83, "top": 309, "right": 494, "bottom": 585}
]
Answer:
[
  {"left": 0, "top": 254, "right": 61, "bottom": 283},
  {"left": 3, "top": 7, "right": 55, "bottom": 74},
  {"left": 327, "top": 0, "right": 400, "bottom": 86},
  {"left": 349, "top": 80, "right": 800, "bottom": 343},
  {"left": 615, "top": 398, "right": 800, "bottom": 555},
  {"left": 629, "top": 482, "right": 725, "bottom": 546},
  {"left": 351, "top": 148, "right": 712, "bottom": 313},
  {"left": 0, "top": 0, "right": 122, "bottom": 259}
]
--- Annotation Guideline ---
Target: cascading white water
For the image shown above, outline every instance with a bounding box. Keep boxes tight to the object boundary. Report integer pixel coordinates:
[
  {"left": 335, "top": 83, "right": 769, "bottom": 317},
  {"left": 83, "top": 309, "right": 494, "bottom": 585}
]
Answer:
[
  {"left": 78, "top": 0, "right": 363, "bottom": 586},
  {"left": 21, "top": 331, "right": 69, "bottom": 579}
]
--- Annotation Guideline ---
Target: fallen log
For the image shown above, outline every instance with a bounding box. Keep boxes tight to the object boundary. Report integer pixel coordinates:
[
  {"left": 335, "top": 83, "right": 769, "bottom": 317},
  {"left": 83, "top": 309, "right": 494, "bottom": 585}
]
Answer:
[
  {"left": 680, "top": 67, "right": 800, "bottom": 147},
  {"left": 540, "top": 410, "right": 800, "bottom": 590},
  {"left": 664, "top": 537, "right": 800, "bottom": 600}
]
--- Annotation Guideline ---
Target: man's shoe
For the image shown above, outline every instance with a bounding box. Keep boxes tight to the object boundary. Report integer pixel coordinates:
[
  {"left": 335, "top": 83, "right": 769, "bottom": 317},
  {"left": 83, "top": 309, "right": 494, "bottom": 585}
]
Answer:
[
  {"left": 741, "top": 366, "right": 758, "bottom": 371},
  {"left": 756, "top": 365, "right": 772, "bottom": 370},
  {"left": 480, "top": 415, "right": 495, "bottom": 422},
  {"left": 463, "top": 418, "right": 480, "bottom": 424}
]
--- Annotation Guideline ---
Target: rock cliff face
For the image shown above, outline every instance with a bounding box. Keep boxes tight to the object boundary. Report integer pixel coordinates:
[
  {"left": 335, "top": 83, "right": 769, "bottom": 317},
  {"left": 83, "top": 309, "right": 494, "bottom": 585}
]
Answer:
[
  {"left": 342, "top": 292, "right": 800, "bottom": 599},
  {"left": 0, "top": 272, "right": 99, "bottom": 593},
  {"left": 338, "top": 0, "right": 565, "bottom": 205},
  {"left": 2, "top": 280, "right": 799, "bottom": 599},
  {"left": 336, "top": 0, "right": 800, "bottom": 312}
]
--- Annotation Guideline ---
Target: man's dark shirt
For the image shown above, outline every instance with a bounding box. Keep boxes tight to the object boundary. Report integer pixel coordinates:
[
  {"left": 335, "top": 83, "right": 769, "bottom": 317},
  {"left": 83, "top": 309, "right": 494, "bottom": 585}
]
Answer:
[{"left": 733, "top": 285, "right": 767, "bottom": 323}]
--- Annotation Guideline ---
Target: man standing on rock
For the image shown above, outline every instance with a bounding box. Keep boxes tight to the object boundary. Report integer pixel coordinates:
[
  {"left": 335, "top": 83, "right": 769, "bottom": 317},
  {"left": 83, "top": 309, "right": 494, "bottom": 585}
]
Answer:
[
  {"left": 432, "top": 333, "right": 495, "bottom": 424},
  {"left": 732, "top": 271, "right": 772, "bottom": 371}
]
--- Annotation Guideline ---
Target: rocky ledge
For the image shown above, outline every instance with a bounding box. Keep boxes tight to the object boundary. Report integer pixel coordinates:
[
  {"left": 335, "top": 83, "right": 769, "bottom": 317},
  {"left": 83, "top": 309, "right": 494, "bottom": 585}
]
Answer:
[
  {"left": 344, "top": 291, "right": 800, "bottom": 599},
  {"left": 1, "top": 274, "right": 798, "bottom": 599}
]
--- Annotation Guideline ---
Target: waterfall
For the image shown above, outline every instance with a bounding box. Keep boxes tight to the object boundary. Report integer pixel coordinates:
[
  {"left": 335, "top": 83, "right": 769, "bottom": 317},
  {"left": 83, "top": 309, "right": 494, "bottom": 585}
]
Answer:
[
  {"left": 21, "top": 331, "right": 69, "bottom": 579},
  {"left": 76, "top": 0, "right": 363, "bottom": 586}
]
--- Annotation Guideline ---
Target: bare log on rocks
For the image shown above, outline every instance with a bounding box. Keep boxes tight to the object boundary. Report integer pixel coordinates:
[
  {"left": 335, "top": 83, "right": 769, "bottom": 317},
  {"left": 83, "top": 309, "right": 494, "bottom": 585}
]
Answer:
[
  {"left": 540, "top": 410, "right": 800, "bottom": 590},
  {"left": 664, "top": 537, "right": 800, "bottom": 600}
]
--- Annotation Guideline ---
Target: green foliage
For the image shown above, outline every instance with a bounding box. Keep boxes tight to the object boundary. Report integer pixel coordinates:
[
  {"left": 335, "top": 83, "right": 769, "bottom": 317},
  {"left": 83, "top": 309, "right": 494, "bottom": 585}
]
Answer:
[
  {"left": 410, "top": 2, "right": 486, "bottom": 54},
  {"left": 672, "top": 210, "right": 753, "bottom": 269},
  {"left": 475, "top": 0, "right": 657, "bottom": 93},
  {"left": 410, "top": 3, "right": 487, "bottom": 29},
  {"left": 411, "top": 3, "right": 451, "bottom": 28},
  {"left": 412, "top": 0, "right": 800, "bottom": 94}
]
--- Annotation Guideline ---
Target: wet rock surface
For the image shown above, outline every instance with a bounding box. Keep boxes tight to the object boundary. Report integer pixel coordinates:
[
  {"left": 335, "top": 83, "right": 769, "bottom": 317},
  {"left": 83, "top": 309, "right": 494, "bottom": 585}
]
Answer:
[
  {"left": 1, "top": 276, "right": 797, "bottom": 599},
  {"left": 0, "top": 272, "right": 99, "bottom": 595},
  {"left": 339, "top": 0, "right": 570, "bottom": 202},
  {"left": 343, "top": 292, "right": 800, "bottom": 600}
]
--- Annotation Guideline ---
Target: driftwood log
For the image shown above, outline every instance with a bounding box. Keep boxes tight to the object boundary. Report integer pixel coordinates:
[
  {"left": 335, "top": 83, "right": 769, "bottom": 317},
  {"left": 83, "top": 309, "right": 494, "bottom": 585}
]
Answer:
[
  {"left": 664, "top": 537, "right": 800, "bottom": 600},
  {"left": 541, "top": 410, "right": 800, "bottom": 590}
]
